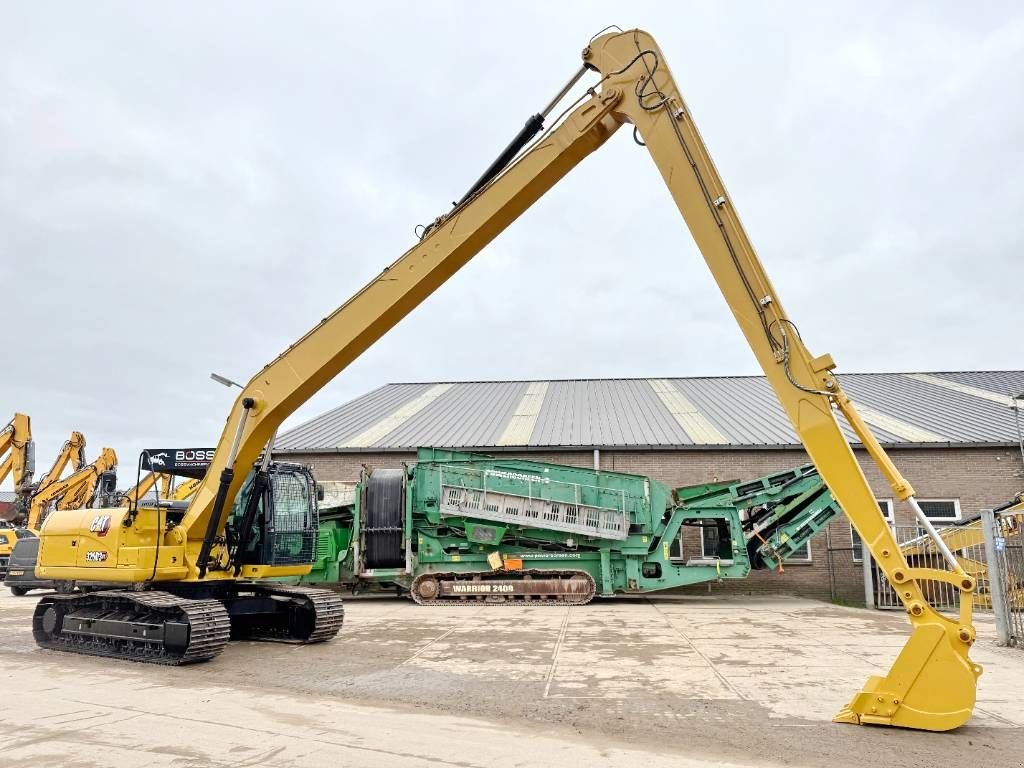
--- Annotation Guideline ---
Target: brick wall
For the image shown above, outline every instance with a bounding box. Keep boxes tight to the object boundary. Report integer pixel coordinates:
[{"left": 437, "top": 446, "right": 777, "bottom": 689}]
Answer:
[{"left": 281, "top": 446, "right": 1024, "bottom": 603}]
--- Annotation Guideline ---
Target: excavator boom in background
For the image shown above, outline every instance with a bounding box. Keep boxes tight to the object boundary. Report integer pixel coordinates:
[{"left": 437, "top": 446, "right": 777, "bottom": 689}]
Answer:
[
  {"left": 26, "top": 447, "right": 118, "bottom": 532},
  {"left": 900, "top": 493, "right": 1024, "bottom": 609},
  {"left": 21, "top": 431, "right": 87, "bottom": 509},
  {"left": 119, "top": 471, "right": 173, "bottom": 507},
  {"left": 0, "top": 413, "right": 34, "bottom": 520},
  {"left": 0, "top": 413, "right": 34, "bottom": 577},
  {"left": 32, "top": 28, "right": 976, "bottom": 730},
  {"left": 118, "top": 471, "right": 204, "bottom": 508},
  {"left": 6, "top": 463, "right": 206, "bottom": 595}
]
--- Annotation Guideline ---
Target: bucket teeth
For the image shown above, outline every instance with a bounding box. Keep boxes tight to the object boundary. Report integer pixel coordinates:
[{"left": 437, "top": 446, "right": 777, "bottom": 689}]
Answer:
[{"left": 834, "top": 623, "right": 977, "bottom": 731}]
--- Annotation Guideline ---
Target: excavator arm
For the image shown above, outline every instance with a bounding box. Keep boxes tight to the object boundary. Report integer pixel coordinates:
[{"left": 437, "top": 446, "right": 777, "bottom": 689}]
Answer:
[
  {"left": 121, "top": 472, "right": 201, "bottom": 508},
  {"left": 177, "top": 28, "right": 975, "bottom": 729},
  {"left": 171, "top": 478, "right": 201, "bottom": 501},
  {"left": 29, "top": 431, "right": 86, "bottom": 497},
  {"left": 119, "top": 471, "right": 170, "bottom": 508},
  {"left": 28, "top": 447, "right": 117, "bottom": 531},
  {"left": 0, "top": 413, "right": 34, "bottom": 504}
]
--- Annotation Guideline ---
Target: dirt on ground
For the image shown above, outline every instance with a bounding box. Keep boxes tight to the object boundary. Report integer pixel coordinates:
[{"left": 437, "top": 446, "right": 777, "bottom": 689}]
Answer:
[{"left": 1, "top": 591, "right": 1021, "bottom": 767}]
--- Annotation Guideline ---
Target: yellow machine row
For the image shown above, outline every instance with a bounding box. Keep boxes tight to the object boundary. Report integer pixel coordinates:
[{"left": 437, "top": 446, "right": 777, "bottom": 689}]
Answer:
[
  {"left": 28, "top": 28, "right": 978, "bottom": 730},
  {"left": 25, "top": 447, "right": 117, "bottom": 534}
]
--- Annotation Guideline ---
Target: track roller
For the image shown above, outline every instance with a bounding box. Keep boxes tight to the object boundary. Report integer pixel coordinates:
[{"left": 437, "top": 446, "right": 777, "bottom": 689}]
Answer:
[{"left": 33, "top": 590, "right": 230, "bottom": 665}]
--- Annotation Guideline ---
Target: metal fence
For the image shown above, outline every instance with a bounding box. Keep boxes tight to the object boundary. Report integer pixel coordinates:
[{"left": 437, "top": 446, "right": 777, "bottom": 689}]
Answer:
[
  {"left": 982, "top": 508, "right": 1024, "bottom": 646},
  {"left": 860, "top": 510, "right": 1024, "bottom": 648},
  {"left": 824, "top": 527, "right": 864, "bottom": 605},
  {"left": 870, "top": 523, "right": 990, "bottom": 613}
]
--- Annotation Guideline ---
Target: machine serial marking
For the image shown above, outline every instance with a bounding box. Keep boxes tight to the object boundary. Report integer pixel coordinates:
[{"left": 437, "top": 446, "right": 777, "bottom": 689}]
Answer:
[
  {"left": 485, "top": 469, "right": 550, "bottom": 484},
  {"left": 450, "top": 583, "right": 515, "bottom": 594}
]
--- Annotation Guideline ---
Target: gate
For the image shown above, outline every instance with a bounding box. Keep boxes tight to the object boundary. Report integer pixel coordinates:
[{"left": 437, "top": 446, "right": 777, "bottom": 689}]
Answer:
[
  {"left": 865, "top": 508, "right": 1024, "bottom": 647},
  {"left": 824, "top": 527, "right": 863, "bottom": 604},
  {"left": 870, "top": 522, "right": 991, "bottom": 613},
  {"left": 981, "top": 507, "right": 1024, "bottom": 646}
]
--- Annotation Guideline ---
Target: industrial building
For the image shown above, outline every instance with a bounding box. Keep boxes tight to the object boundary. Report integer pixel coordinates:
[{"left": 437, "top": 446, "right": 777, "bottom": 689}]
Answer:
[
  {"left": 0, "top": 491, "right": 14, "bottom": 521},
  {"left": 275, "top": 370, "right": 1024, "bottom": 603}
]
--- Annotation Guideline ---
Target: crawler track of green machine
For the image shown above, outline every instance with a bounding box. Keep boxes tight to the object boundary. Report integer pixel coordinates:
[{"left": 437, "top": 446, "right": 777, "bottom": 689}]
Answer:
[{"left": 302, "top": 448, "right": 840, "bottom": 603}]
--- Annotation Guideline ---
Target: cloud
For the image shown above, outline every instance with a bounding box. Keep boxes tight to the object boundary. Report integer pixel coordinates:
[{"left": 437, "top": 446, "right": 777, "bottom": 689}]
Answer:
[{"left": 1, "top": 1, "right": 1021, "bottom": 479}]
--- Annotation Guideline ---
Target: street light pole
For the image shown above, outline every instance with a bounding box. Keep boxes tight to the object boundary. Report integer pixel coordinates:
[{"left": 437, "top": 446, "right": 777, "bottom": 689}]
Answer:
[{"left": 210, "top": 372, "right": 244, "bottom": 389}]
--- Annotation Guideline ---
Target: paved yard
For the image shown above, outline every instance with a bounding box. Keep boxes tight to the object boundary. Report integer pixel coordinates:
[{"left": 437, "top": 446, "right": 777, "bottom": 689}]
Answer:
[{"left": 1, "top": 591, "right": 1021, "bottom": 766}]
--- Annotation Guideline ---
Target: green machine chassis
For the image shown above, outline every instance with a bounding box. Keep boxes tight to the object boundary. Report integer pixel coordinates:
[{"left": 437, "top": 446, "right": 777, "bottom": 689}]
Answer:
[{"left": 302, "top": 449, "right": 840, "bottom": 604}]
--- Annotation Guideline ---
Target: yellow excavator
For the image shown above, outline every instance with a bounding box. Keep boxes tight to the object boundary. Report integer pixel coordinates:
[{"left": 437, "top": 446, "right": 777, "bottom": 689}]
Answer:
[
  {"left": 119, "top": 471, "right": 174, "bottom": 507},
  {"left": 2, "top": 435, "right": 111, "bottom": 583},
  {"left": 23, "top": 431, "right": 87, "bottom": 504},
  {"left": 118, "top": 472, "right": 202, "bottom": 507},
  {"left": 6, "top": 466, "right": 202, "bottom": 596},
  {"left": 0, "top": 413, "right": 34, "bottom": 578},
  {"left": 31, "top": 28, "right": 977, "bottom": 730},
  {"left": 25, "top": 447, "right": 119, "bottom": 533},
  {"left": 0, "top": 413, "right": 34, "bottom": 519},
  {"left": 899, "top": 493, "right": 1024, "bottom": 608}
]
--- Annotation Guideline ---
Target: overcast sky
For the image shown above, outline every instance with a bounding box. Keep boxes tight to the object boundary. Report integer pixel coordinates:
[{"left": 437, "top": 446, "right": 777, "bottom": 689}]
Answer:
[{"left": 1, "top": 2, "right": 1022, "bottom": 480}]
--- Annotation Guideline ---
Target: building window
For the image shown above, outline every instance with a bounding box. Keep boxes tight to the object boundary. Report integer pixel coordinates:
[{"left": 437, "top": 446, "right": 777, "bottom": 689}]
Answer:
[
  {"left": 787, "top": 541, "right": 812, "bottom": 562},
  {"left": 916, "top": 499, "right": 960, "bottom": 522},
  {"left": 852, "top": 499, "right": 894, "bottom": 562}
]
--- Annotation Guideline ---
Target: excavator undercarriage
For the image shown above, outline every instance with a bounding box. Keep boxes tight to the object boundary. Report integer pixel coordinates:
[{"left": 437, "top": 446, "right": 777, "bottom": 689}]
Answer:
[{"left": 33, "top": 583, "right": 342, "bottom": 665}]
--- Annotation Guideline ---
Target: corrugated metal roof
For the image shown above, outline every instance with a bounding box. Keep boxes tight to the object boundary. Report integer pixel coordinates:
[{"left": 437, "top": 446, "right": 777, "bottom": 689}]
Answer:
[
  {"left": 275, "top": 371, "right": 1024, "bottom": 453},
  {"left": 0, "top": 491, "right": 15, "bottom": 503}
]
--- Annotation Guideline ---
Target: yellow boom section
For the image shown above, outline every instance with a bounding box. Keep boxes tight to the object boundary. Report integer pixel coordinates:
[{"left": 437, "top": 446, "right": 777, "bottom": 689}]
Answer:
[
  {"left": 29, "top": 447, "right": 118, "bottom": 532},
  {"left": 585, "top": 30, "right": 978, "bottom": 730},
  {"left": 30, "top": 431, "right": 86, "bottom": 497},
  {"left": 121, "top": 472, "right": 202, "bottom": 509},
  {"left": 0, "top": 413, "right": 33, "bottom": 500}
]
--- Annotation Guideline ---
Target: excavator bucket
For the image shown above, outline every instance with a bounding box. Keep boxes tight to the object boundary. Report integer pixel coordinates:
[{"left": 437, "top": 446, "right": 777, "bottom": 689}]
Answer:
[{"left": 834, "top": 619, "right": 981, "bottom": 731}]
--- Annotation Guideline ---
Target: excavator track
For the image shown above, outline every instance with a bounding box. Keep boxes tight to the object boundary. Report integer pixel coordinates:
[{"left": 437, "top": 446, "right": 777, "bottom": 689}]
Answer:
[
  {"left": 230, "top": 584, "right": 344, "bottom": 643},
  {"left": 410, "top": 570, "right": 596, "bottom": 606},
  {"left": 32, "top": 590, "right": 230, "bottom": 665}
]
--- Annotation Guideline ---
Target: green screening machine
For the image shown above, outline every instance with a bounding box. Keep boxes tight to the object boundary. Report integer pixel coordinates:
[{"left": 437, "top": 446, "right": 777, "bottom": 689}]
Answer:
[{"left": 301, "top": 448, "right": 841, "bottom": 604}]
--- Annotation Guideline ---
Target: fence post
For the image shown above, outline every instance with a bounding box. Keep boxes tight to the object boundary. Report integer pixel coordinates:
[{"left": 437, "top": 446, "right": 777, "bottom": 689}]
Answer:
[
  {"left": 981, "top": 508, "right": 1012, "bottom": 646},
  {"left": 862, "top": 548, "right": 875, "bottom": 608}
]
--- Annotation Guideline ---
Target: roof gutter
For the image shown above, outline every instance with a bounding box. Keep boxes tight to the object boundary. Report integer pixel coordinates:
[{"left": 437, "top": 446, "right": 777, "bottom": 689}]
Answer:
[{"left": 274, "top": 440, "right": 1022, "bottom": 455}]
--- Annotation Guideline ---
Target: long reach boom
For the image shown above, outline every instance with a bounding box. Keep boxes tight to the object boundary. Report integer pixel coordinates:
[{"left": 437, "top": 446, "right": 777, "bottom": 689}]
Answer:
[{"left": 37, "top": 29, "right": 977, "bottom": 729}]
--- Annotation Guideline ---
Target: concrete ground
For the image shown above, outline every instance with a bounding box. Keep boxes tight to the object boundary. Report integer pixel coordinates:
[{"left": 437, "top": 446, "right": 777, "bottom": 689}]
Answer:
[{"left": 1, "top": 591, "right": 1022, "bottom": 767}]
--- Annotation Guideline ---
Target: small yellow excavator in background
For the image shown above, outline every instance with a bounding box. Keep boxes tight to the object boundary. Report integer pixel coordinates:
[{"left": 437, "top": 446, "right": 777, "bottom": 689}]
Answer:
[
  {"left": 23, "top": 431, "right": 87, "bottom": 503},
  {"left": 25, "top": 447, "right": 118, "bottom": 533},
  {"left": 119, "top": 471, "right": 173, "bottom": 506},
  {"left": 901, "top": 511, "right": 1020, "bottom": 608},
  {"left": 899, "top": 493, "right": 1024, "bottom": 608},
  {"left": 0, "top": 413, "right": 34, "bottom": 578},
  {"left": 0, "top": 413, "right": 34, "bottom": 520},
  {"left": 30, "top": 28, "right": 979, "bottom": 730},
  {"left": 118, "top": 472, "right": 202, "bottom": 507}
]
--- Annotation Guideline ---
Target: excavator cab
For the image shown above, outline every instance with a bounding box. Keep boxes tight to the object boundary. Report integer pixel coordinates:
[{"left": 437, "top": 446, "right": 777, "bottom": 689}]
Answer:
[
  {"left": 91, "top": 469, "right": 119, "bottom": 509},
  {"left": 226, "top": 462, "right": 319, "bottom": 571}
]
